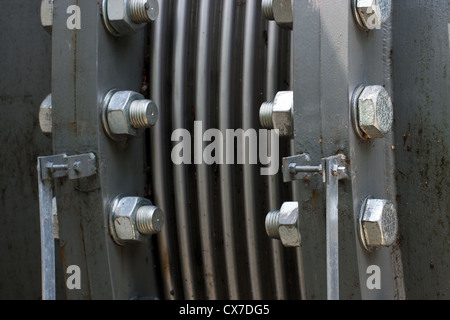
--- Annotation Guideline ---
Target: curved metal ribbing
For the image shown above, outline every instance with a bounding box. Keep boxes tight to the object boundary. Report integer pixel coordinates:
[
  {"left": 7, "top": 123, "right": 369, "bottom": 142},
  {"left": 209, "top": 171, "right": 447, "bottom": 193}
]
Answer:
[
  {"left": 148, "top": 0, "right": 300, "bottom": 300},
  {"left": 242, "top": 0, "right": 262, "bottom": 299},
  {"left": 195, "top": 0, "right": 218, "bottom": 300},
  {"left": 172, "top": 0, "right": 198, "bottom": 300},
  {"left": 266, "top": 21, "right": 288, "bottom": 300},
  {"left": 149, "top": 0, "right": 181, "bottom": 300},
  {"left": 219, "top": 0, "right": 240, "bottom": 300}
]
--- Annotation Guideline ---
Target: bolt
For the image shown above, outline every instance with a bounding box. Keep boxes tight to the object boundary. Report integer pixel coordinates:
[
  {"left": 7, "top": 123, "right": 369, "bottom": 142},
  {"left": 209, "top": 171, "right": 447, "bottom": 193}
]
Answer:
[
  {"left": 259, "top": 101, "right": 274, "bottom": 129},
  {"left": 331, "top": 165, "right": 346, "bottom": 176},
  {"left": 129, "top": 0, "right": 159, "bottom": 24},
  {"left": 110, "top": 196, "right": 164, "bottom": 245},
  {"left": 103, "top": 0, "right": 159, "bottom": 37},
  {"left": 40, "top": 0, "right": 53, "bottom": 34},
  {"left": 103, "top": 90, "right": 159, "bottom": 140},
  {"left": 353, "top": 85, "right": 394, "bottom": 140},
  {"left": 353, "top": 0, "right": 392, "bottom": 30},
  {"left": 46, "top": 163, "right": 69, "bottom": 172},
  {"left": 265, "top": 202, "right": 300, "bottom": 247},
  {"left": 259, "top": 91, "right": 294, "bottom": 138},
  {"left": 289, "top": 164, "right": 322, "bottom": 175},
  {"left": 39, "top": 94, "right": 52, "bottom": 136},
  {"left": 129, "top": 99, "right": 159, "bottom": 129},
  {"left": 72, "top": 161, "right": 81, "bottom": 173},
  {"left": 261, "top": 0, "right": 293, "bottom": 30},
  {"left": 265, "top": 210, "right": 281, "bottom": 240},
  {"left": 136, "top": 206, "right": 164, "bottom": 235},
  {"left": 262, "top": 0, "right": 275, "bottom": 20},
  {"left": 359, "top": 198, "right": 398, "bottom": 251}
]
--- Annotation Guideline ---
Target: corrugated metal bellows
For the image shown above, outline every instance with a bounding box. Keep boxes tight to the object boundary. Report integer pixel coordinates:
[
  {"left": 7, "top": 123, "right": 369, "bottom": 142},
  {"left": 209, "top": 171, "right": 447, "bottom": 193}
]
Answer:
[{"left": 148, "top": 0, "right": 302, "bottom": 300}]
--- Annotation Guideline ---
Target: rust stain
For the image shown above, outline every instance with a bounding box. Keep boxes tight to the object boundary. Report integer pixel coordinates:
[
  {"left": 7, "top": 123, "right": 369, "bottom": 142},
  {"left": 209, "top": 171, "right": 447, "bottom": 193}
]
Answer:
[
  {"left": 161, "top": 250, "right": 170, "bottom": 272},
  {"left": 69, "top": 121, "right": 78, "bottom": 136},
  {"left": 311, "top": 189, "right": 320, "bottom": 200}
]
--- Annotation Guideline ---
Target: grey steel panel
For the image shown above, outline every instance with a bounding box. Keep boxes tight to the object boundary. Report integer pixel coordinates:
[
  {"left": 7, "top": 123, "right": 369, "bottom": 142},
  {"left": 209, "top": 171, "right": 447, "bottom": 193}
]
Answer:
[
  {"left": 292, "top": 0, "right": 404, "bottom": 299},
  {"left": 292, "top": 0, "right": 329, "bottom": 300},
  {"left": 290, "top": 35, "right": 307, "bottom": 301},
  {"left": 347, "top": 7, "right": 405, "bottom": 300},
  {"left": 393, "top": 0, "right": 450, "bottom": 300},
  {"left": 0, "top": 0, "right": 66, "bottom": 300},
  {"left": 52, "top": 0, "right": 159, "bottom": 299}
]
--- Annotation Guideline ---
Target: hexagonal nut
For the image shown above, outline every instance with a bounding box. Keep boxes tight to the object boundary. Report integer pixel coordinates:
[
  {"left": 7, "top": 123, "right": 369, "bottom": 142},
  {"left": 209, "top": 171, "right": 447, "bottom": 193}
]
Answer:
[
  {"left": 357, "top": 0, "right": 391, "bottom": 30},
  {"left": 273, "top": 0, "right": 293, "bottom": 30},
  {"left": 107, "top": 0, "right": 142, "bottom": 35},
  {"left": 361, "top": 199, "right": 398, "bottom": 249},
  {"left": 279, "top": 202, "right": 301, "bottom": 247},
  {"left": 39, "top": 94, "right": 52, "bottom": 136},
  {"left": 40, "top": 0, "right": 53, "bottom": 34},
  {"left": 358, "top": 85, "right": 393, "bottom": 139},
  {"left": 272, "top": 91, "right": 294, "bottom": 138},
  {"left": 112, "top": 197, "right": 152, "bottom": 243},
  {"left": 107, "top": 91, "right": 144, "bottom": 136}
]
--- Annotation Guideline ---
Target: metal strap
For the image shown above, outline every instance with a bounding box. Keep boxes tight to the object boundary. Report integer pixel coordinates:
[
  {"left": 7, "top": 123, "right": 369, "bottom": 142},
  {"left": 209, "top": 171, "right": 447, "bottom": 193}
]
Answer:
[
  {"left": 282, "top": 154, "right": 347, "bottom": 300},
  {"left": 37, "top": 153, "right": 96, "bottom": 300}
]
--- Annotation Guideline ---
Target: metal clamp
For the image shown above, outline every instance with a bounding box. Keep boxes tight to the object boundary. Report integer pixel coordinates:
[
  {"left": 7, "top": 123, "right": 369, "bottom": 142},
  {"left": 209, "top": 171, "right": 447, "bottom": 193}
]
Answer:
[
  {"left": 37, "top": 153, "right": 97, "bottom": 300},
  {"left": 282, "top": 154, "right": 347, "bottom": 300}
]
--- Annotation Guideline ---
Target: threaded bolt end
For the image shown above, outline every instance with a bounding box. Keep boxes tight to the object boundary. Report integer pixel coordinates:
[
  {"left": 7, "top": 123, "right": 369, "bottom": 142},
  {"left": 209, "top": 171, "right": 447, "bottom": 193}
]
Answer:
[
  {"left": 136, "top": 206, "right": 164, "bottom": 235},
  {"left": 262, "top": 0, "right": 275, "bottom": 20},
  {"left": 129, "top": 0, "right": 159, "bottom": 24},
  {"left": 265, "top": 210, "right": 281, "bottom": 239},
  {"left": 129, "top": 100, "right": 159, "bottom": 129},
  {"left": 260, "top": 101, "right": 274, "bottom": 129}
]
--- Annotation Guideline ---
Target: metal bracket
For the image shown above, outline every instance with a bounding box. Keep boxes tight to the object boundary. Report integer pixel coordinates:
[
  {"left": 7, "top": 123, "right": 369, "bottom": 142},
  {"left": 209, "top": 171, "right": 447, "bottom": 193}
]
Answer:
[
  {"left": 37, "top": 153, "right": 97, "bottom": 300},
  {"left": 322, "top": 154, "right": 347, "bottom": 300},
  {"left": 282, "top": 153, "right": 347, "bottom": 183},
  {"left": 282, "top": 153, "right": 347, "bottom": 300}
]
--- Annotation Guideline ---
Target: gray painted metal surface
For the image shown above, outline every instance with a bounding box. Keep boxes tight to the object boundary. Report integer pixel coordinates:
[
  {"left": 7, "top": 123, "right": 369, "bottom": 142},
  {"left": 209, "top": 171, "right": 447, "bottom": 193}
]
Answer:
[
  {"left": 51, "top": 0, "right": 159, "bottom": 299},
  {"left": 0, "top": 0, "right": 66, "bottom": 300},
  {"left": 292, "top": 0, "right": 404, "bottom": 299},
  {"left": 393, "top": 0, "right": 450, "bottom": 300},
  {"left": 1, "top": 0, "right": 448, "bottom": 301}
]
